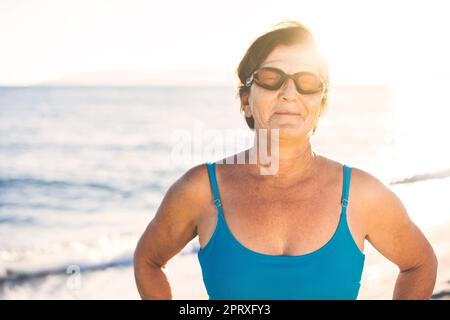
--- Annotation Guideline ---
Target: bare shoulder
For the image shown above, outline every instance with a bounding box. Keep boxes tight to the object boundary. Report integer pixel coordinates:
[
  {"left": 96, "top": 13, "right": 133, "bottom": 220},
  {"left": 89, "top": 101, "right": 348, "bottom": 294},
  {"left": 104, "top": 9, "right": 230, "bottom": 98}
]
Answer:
[
  {"left": 350, "top": 166, "right": 388, "bottom": 194},
  {"left": 349, "top": 166, "right": 401, "bottom": 212},
  {"left": 347, "top": 166, "right": 395, "bottom": 213},
  {"left": 168, "top": 163, "right": 212, "bottom": 214},
  {"left": 134, "top": 163, "right": 212, "bottom": 267}
]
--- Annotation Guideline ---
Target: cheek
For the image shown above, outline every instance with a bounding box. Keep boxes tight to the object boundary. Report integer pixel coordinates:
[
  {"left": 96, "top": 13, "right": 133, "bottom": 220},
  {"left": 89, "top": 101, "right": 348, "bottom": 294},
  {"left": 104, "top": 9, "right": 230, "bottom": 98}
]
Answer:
[
  {"left": 249, "top": 88, "right": 276, "bottom": 119},
  {"left": 304, "top": 95, "right": 323, "bottom": 115}
]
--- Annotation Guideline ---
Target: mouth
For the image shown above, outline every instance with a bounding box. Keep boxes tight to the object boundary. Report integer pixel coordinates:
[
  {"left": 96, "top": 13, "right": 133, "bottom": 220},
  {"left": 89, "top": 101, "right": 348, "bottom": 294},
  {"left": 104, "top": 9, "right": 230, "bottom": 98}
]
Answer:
[{"left": 273, "top": 112, "right": 302, "bottom": 116}]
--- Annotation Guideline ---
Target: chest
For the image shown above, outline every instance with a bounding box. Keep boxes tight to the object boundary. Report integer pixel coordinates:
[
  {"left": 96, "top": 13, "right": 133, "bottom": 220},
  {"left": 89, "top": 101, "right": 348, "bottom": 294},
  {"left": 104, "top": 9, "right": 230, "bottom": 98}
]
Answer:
[{"left": 197, "top": 170, "right": 356, "bottom": 256}]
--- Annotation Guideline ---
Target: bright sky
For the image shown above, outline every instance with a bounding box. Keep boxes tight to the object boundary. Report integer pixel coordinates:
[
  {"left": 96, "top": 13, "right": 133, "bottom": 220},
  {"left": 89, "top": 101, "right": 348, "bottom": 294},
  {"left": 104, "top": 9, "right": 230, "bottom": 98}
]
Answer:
[{"left": 1, "top": 0, "right": 450, "bottom": 86}]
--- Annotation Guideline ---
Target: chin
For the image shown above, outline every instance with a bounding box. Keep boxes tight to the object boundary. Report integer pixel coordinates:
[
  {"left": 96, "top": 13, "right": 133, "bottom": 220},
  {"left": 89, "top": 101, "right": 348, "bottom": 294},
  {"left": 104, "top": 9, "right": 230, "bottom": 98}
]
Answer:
[{"left": 272, "top": 126, "right": 305, "bottom": 139}]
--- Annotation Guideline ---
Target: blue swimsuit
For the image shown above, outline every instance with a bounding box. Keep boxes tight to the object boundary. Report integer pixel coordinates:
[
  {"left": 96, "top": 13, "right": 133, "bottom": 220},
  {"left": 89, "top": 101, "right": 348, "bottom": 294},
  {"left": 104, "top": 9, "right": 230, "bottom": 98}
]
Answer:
[{"left": 197, "top": 162, "right": 365, "bottom": 300}]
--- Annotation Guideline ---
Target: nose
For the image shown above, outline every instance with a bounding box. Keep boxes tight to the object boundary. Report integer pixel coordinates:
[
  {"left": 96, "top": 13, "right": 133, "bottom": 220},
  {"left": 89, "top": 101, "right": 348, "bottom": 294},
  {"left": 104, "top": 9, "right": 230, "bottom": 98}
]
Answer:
[{"left": 279, "top": 78, "right": 298, "bottom": 101}]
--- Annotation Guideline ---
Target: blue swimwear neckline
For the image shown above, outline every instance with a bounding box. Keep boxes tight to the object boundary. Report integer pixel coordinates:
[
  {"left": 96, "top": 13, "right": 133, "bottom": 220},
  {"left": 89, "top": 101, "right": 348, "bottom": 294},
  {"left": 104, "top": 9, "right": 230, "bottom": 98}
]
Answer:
[
  {"left": 220, "top": 208, "right": 345, "bottom": 260},
  {"left": 198, "top": 205, "right": 364, "bottom": 261}
]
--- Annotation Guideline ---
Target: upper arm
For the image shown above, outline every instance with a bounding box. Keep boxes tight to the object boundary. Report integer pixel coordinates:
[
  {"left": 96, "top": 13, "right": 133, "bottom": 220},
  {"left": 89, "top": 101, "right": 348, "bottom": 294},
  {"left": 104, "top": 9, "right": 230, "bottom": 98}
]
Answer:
[
  {"left": 353, "top": 168, "right": 437, "bottom": 272},
  {"left": 134, "top": 164, "right": 209, "bottom": 268}
]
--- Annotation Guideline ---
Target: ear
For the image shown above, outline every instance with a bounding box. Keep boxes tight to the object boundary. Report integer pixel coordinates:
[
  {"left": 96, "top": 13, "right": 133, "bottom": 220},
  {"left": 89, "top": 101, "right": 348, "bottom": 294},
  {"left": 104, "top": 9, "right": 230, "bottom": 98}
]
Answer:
[
  {"left": 239, "top": 91, "right": 252, "bottom": 117},
  {"left": 319, "top": 93, "right": 328, "bottom": 117}
]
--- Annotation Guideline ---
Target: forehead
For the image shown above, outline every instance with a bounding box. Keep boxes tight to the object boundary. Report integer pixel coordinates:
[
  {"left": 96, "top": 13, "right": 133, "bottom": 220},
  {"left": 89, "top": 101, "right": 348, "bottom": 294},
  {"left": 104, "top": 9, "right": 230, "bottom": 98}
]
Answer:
[{"left": 260, "top": 44, "right": 324, "bottom": 74}]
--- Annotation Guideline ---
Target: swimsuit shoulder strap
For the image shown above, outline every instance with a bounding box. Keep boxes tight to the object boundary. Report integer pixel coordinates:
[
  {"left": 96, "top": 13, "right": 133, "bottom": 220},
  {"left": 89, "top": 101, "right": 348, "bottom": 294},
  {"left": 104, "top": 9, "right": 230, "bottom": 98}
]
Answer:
[
  {"left": 206, "top": 162, "right": 223, "bottom": 210},
  {"left": 341, "top": 164, "right": 352, "bottom": 215}
]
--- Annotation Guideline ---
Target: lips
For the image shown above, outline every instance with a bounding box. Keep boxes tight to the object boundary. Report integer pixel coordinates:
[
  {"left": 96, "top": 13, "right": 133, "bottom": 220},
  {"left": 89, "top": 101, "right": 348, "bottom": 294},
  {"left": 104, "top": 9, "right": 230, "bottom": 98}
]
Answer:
[
  {"left": 273, "top": 107, "right": 302, "bottom": 116},
  {"left": 273, "top": 111, "right": 302, "bottom": 116}
]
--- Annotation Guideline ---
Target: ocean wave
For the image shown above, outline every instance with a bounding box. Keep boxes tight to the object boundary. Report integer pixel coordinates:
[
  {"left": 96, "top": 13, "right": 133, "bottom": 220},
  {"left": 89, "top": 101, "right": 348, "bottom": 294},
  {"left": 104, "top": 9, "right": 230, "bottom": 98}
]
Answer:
[
  {"left": 0, "top": 251, "right": 198, "bottom": 290},
  {"left": 0, "top": 177, "right": 164, "bottom": 194},
  {"left": 0, "top": 201, "right": 85, "bottom": 212},
  {"left": 0, "top": 142, "right": 171, "bottom": 152},
  {"left": 0, "top": 256, "right": 133, "bottom": 288},
  {"left": 0, "top": 233, "right": 198, "bottom": 289},
  {"left": 0, "top": 178, "right": 133, "bottom": 213},
  {"left": 0, "top": 215, "right": 35, "bottom": 225},
  {"left": 0, "top": 177, "right": 119, "bottom": 192},
  {"left": 390, "top": 168, "right": 450, "bottom": 185}
]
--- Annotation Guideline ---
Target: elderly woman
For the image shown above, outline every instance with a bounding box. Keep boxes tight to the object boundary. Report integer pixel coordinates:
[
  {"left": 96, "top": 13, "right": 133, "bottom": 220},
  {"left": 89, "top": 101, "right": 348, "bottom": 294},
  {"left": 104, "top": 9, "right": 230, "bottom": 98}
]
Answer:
[{"left": 134, "top": 21, "right": 437, "bottom": 300}]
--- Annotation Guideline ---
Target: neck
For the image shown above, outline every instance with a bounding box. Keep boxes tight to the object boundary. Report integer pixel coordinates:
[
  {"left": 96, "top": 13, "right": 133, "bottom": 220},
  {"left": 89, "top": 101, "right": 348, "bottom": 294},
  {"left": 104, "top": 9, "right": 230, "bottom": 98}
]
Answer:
[{"left": 248, "top": 129, "right": 320, "bottom": 181}]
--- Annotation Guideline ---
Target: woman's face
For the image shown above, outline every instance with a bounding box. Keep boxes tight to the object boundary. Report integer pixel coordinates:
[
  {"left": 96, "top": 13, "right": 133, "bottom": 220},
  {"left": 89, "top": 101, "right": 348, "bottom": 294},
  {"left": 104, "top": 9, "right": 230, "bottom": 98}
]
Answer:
[{"left": 243, "top": 44, "right": 326, "bottom": 139}]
